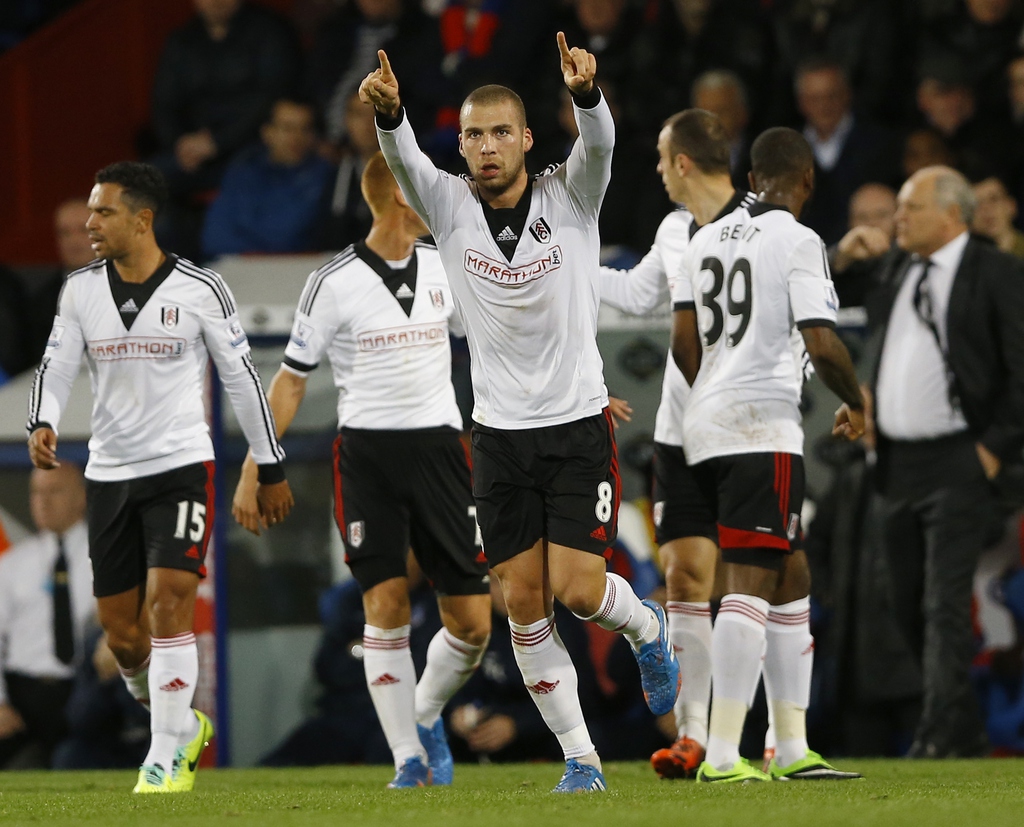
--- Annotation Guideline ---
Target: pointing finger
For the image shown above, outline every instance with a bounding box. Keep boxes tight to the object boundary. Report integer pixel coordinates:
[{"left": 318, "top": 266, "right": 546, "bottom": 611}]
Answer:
[
  {"left": 556, "top": 31, "right": 571, "bottom": 61},
  {"left": 378, "top": 50, "right": 394, "bottom": 78}
]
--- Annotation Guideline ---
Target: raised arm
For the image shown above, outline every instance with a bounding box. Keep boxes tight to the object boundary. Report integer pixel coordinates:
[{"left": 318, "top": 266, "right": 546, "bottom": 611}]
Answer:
[
  {"left": 598, "top": 255, "right": 669, "bottom": 315},
  {"left": 361, "top": 50, "right": 452, "bottom": 235},
  {"left": 27, "top": 281, "right": 85, "bottom": 470},
  {"left": 558, "top": 32, "right": 614, "bottom": 205}
]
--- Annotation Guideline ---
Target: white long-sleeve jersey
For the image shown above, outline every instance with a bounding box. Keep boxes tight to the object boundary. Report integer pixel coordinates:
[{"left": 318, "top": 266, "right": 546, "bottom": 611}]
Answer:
[
  {"left": 598, "top": 208, "right": 696, "bottom": 447},
  {"left": 28, "top": 255, "right": 285, "bottom": 481},
  {"left": 281, "top": 241, "right": 464, "bottom": 431},
  {"left": 377, "top": 95, "right": 614, "bottom": 429}
]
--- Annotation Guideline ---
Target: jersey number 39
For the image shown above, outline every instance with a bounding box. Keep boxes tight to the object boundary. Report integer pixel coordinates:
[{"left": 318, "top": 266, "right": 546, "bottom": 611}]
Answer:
[{"left": 698, "top": 256, "right": 752, "bottom": 348}]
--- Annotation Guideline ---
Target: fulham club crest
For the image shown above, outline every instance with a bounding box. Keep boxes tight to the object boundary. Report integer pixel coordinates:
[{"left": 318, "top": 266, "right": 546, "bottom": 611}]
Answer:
[
  {"left": 161, "top": 306, "right": 179, "bottom": 329},
  {"left": 529, "top": 217, "right": 552, "bottom": 243},
  {"left": 348, "top": 520, "right": 365, "bottom": 548},
  {"left": 429, "top": 288, "right": 444, "bottom": 310}
]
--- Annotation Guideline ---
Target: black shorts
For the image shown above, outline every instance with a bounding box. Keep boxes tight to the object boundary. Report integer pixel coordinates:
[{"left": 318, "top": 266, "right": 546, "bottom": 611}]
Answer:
[
  {"left": 86, "top": 462, "right": 214, "bottom": 598},
  {"left": 652, "top": 442, "right": 718, "bottom": 546},
  {"left": 332, "top": 427, "right": 488, "bottom": 596},
  {"left": 688, "top": 452, "right": 805, "bottom": 571},
  {"left": 470, "top": 409, "right": 620, "bottom": 566}
]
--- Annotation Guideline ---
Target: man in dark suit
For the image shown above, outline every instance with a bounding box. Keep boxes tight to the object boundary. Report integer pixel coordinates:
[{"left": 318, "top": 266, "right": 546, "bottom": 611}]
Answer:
[
  {"left": 795, "top": 57, "right": 900, "bottom": 246},
  {"left": 870, "top": 165, "right": 1024, "bottom": 758}
]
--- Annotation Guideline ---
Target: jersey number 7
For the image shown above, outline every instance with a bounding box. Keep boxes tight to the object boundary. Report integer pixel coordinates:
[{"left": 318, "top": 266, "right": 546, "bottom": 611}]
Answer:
[{"left": 698, "top": 256, "right": 752, "bottom": 348}]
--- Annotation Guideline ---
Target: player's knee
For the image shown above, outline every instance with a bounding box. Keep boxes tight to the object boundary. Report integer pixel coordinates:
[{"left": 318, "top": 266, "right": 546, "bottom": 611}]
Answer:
[
  {"left": 499, "top": 582, "right": 547, "bottom": 624},
  {"left": 362, "top": 577, "right": 411, "bottom": 628},
  {"left": 555, "top": 580, "right": 603, "bottom": 620},
  {"left": 663, "top": 559, "right": 713, "bottom": 602},
  {"left": 103, "top": 623, "right": 147, "bottom": 666},
  {"left": 445, "top": 616, "right": 491, "bottom": 648}
]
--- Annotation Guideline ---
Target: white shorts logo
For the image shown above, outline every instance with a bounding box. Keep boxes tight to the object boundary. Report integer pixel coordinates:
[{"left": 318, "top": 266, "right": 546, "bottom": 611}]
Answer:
[
  {"left": 787, "top": 513, "right": 800, "bottom": 541},
  {"left": 348, "top": 520, "right": 365, "bottom": 548},
  {"left": 653, "top": 501, "right": 665, "bottom": 528}
]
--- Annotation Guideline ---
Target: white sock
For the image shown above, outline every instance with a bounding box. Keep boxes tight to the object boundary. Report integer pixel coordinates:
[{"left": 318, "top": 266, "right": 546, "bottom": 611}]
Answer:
[
  {"left": 363, "top": 624, "right": 425, "bottom": 769},
  {"left": 509, "top": 615, "right": 594, "bottom": 761},
  {"left": 119, "top": 653, "right": 151, "bottom": 709},
  {"left": 415, "top": 628, "right": 488, "bottom": 727},
  {"left": 667, "top": 601, "right": 711, "bottom": 746},
  {"left": 705, "top": 594, "right": 768, "bottom": 771},
  {"left": 579, "top": 572, "right": 658, "bottom": 649},
  {"left": 143, "top": 633, "right": 198, "bottom": 772},
  {"left": 764, "top": 597, "right": 813, "bottom": 768}
]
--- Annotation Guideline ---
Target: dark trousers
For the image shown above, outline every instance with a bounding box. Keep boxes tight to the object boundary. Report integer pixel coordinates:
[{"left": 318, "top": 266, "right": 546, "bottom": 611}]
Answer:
[
  {"left": 0, "top": 672, "right": 73, "bottom": 768},
  {"left": 879, "top": 432, "right": 1001, "bottom": 756}
]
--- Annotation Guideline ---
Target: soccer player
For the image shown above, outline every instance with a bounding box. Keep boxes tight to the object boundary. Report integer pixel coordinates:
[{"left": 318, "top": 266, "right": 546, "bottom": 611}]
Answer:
[
  {"left": 670, "top": 128, "right": 864, "bottom": 782},
  {"left": 598, "top": 109, "right": 754, "bottom": 779},
  {"left": 27, "top": 162, "right": 293, "bottom": 793},
  {"left": 359, "top": 34, "right": 679, "bottom": 793},
  {"left": 232, "top": 151, "right": 492, "bottom": 789}
]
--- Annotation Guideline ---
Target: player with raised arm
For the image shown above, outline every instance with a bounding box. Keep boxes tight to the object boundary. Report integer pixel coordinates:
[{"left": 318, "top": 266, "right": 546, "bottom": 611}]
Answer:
[
  {"left": 232, "top": 152, "right": 491, "bottom": 789},
  {"left": 599, "top": 109, "right": 755, "bottom": 779},
  {"left": 27, "top": 162, "right": 292, "bottom": 793},
  {"left": 359, "top": 34, "right": 679, "bottom": 793},
  {"left": 670, "top": 128, "right": 864, "bottom": 783}
]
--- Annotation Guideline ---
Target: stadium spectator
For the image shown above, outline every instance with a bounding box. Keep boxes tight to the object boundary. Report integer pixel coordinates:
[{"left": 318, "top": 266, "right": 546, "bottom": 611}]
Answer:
[
  {"left": 22, "top": 199, "right": 95, "bottom": 369},
  {"left": 901, "top": 128, "right": 956, "bottom": 181},
  {"left": 628, "top": 0, "right": 771, "bottom": 136},
  {"left": 971, "top": 175, "right": 1024, "bottom": 259},
  {"left": 322, "top": 93, "right": 379, "bottom": 250},
  {"left": 916, "top": 0, "right": 1023, "bottom": 120},
  {"left": 914, "top": 59, "right": 1017, "bottom": 181},
  {"left": 0, "top": 465, "right": 92, "bottom": 769},
  {"left": 150, "top": 0, "right": 301, "bottom": 196},
  {"left": 831, "top": 183, "right": 897, "bottom": 307},
  {"left": 795, "top": 58, "right": 900, "bottom": 245},
  {"left": 871, "top": 166, "right": 1024, "bottom": 758},
  {"left": 310, "top": 0, "right": 445, "bottom": 149},
  {"left": 691, "top": 70, "right": 753, "bottom": 192},
  {"left": 201, "top": 98, "right": 334, "bottom": 259},
  {"left": 51, "top": 626, "right": 150, "bottom": 770},
  {"left": 768, "top": 0, "right": 903, "bottom": 123}
]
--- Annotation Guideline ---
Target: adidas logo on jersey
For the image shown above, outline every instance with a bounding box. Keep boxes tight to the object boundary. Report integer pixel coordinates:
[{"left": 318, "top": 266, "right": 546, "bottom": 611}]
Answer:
[
  {"left": 590, "top": 525, "right": 607, "bottom": 541},
  {"left": 160, "top": 677, "right": 190, "bottom": 692},
  {"left": 119, "top": 298, "right": 139, "bottom": 313},
  {"left": 371, "top": 673, "right": 401, "bottom": 686},
  {"left": 395, "top": 283, "right": 414, "bottom": 299},
  {"left": 496, "top": 225, "right": 518, "bottom": 242}
]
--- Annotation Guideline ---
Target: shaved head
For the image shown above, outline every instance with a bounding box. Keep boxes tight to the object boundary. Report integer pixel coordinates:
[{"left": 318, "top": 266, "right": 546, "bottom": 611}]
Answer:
[{"left": 461, "top": 85, "right": 527, "bottom": 130}]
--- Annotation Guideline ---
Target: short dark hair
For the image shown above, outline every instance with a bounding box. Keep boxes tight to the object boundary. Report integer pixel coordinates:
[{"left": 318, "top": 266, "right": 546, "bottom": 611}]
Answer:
[
  {"left": 95, "top": 161, "right": 168, "bottom": 217},
  {"left": 795, "top": 55, "right": 849, "bottom": 87},
  {"left": 662, "top": 109, "right": 731, "bottom": 175},
  {"left": 461, "top": 84, "right": 527, "bottom": 129},
  {"left": 750, "top": 127, "right": 814, "bottom": 182}
]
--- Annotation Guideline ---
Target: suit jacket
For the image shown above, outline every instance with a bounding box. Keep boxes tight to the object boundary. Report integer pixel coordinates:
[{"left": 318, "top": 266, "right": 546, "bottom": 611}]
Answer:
[{"left": 869, "top": 236, "right": 1024, "bottom": 466}]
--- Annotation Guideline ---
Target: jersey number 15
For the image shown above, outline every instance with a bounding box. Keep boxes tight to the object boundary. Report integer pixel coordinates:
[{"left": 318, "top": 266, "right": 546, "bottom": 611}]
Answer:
[{"left": 698, "top": 256, "right": 751, "bottom": 348}]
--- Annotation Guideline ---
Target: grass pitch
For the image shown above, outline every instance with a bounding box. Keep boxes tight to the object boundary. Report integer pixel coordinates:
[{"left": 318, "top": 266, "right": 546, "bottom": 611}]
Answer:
[{"left": 1, "top": 760, "right": 1022, "bottom": 827}]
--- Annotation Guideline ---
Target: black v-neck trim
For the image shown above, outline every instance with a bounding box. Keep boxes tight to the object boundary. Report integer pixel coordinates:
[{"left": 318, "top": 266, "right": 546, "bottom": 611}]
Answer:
[
  {"left": 747, "top": 200, "right": 791, "bottom": 217},
  {"left": 355, "top": 241, "right": 418, "bottom": 316},
  {"left": 687, "top": 191, "right": 752, "bottom": 239},
  {"left": 480, "top": 183, "right": 534, "bottom": 262},
  {"left": 107, "top": 253, "right": 177, "bottom": 330}
]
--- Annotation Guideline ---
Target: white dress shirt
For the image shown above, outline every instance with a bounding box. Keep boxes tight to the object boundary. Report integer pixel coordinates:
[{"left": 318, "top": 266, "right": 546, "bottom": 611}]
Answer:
[
  {"left": 0, "top": 521, "right": 93, "bottom": 705},
  {"left": 876, "top": 231, "right": 970, "bottom": 440},
  {"left": 804, "top": 113, "right": 854, "bottom": 172}
]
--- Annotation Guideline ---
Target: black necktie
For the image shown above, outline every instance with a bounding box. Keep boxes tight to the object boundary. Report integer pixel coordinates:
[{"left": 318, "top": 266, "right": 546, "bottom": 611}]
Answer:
[
  {"left": 911, "top": 259, "right": 961, "bottom": 412},
  {"left": 53, "top": 536, "right": 74, "bottom": 665}
]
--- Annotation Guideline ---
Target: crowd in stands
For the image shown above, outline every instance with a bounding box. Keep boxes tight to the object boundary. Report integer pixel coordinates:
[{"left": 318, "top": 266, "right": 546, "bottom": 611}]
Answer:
[{"left": 5, "top": 0, "right": 1024, "bottom": 771}]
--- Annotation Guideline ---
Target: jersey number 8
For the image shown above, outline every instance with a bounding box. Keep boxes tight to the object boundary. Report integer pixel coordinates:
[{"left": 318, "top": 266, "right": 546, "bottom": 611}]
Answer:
[{"left": 698, "top": 256, "right": 752, "bottom": 348}]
